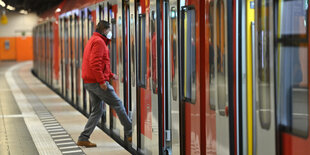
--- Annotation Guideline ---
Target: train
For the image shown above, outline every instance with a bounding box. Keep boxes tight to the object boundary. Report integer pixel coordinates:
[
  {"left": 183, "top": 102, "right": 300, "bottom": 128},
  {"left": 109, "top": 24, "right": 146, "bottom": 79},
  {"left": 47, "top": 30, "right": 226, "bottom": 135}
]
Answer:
[{"left": 32, "top": 0, "right": 310, "bottom": 154}]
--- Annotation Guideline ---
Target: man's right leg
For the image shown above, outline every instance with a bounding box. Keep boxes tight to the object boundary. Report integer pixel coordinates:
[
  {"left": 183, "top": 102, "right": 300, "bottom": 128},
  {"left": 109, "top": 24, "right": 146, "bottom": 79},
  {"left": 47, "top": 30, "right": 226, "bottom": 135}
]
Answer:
[{"left": 78, "top": 85, "right": 104, "bottom": 143}]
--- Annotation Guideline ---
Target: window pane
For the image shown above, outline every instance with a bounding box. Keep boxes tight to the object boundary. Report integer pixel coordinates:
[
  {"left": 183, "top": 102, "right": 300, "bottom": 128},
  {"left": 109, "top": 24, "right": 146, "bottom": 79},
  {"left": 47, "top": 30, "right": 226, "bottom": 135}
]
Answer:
[
  {"left": 216, "top": 0, "right": 228, "bottom": 116},
  {"left": 130, "top": 14, "right": 136, "bottom": 86},
  {"left": 170, "top": 7, "right": 178, "bottom": 101},
  {"left": 181, "top": 7, "right": 196, "bottom": 103},
  {"left": 151, "top": 11, "right": 157, "bottom": 93},
  {"left": 209, "top": 1, "right": 216, "bottom": 110},
  {"left": 257, "top": 0, "right": 271, "bottom": 129},
  {"left": 111, "top": 20, "right": 117, "bottom": 74},
  {"left": 139, "top": 15, "right": 147, "bottom": 87},
  {"left": 277, "top": 0, "right": 308, "bottom": 137}
]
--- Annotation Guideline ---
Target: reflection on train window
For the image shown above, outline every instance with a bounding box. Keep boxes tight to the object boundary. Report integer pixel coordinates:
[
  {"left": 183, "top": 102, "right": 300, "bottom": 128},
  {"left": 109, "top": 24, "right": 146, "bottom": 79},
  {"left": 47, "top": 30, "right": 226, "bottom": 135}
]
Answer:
[
  {"left": 151, "top": 11, "right": 157, "bottom": 93},
  {"left": 118, "top": 16, "right": 123, "bottom": 83},
  {"left": 88, "top": 12, "right": 93, "bottom": 39},
  {"left": 216, "top": 0, "right": 228, "bottom": 116},
  {"left": 181, "top": 6, "right": 196, "bottom": 103},
  {"left": 257, "top": 0, "right": 271, "bottom": 129},
  {"left": 209, "top": 1, "right": 216, "bottom": 110},
  {"left": 130, "top": 14, "right": 135, "bottom": 86},
  {"left": 138, "top": 14, "right": 147, "bottom": 87},
  {"left": 111, "top": 20, "right": 117, "bottom": 74},
  {"left": 170, "top": 7, "right": 178, "bottom": 101},
  {"left": 277, "top": 0, "right": 308, "bottom": 137}
]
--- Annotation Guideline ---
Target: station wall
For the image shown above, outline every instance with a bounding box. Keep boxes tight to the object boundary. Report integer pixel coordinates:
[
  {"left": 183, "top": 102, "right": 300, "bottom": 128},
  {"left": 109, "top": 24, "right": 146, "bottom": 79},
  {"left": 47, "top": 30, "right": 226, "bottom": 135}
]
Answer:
[{"left": 0, "top": 11, "right": 38, "bottom": 61}]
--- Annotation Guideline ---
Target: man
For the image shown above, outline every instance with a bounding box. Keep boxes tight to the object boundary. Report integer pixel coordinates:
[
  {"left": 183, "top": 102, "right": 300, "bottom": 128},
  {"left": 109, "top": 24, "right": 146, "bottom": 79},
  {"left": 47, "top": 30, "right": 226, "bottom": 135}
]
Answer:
[{"left": 77, "top": 20, "right": 132, "bottom": 147}]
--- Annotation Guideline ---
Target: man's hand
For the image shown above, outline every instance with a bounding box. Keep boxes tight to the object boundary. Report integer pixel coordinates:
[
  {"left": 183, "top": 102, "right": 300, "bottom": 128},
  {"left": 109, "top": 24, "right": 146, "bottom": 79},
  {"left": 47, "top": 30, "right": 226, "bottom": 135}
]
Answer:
[
  {"left": 100, "top": 82, "right": 108, "bottom": 90},
  {"left": 112, "top": 74, "right": 119, "bottom": 80}
]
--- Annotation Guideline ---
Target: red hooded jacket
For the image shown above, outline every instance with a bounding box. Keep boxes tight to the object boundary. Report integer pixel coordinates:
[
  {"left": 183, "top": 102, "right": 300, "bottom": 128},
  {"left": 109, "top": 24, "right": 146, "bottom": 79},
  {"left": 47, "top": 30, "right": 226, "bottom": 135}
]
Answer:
[{"left": 82, "top": 32, "right": 114, "bottom": 84}]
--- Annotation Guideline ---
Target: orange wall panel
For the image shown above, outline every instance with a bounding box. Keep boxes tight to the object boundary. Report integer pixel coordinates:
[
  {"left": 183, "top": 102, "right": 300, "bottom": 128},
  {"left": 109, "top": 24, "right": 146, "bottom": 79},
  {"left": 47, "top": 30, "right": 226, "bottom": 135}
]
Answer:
[
  {"left": 0, "top": 37, "right": 33, "bottom": 61},
  {"left": 0, "top": 37, "right": 16, "bottom": 60},
  {"left": 16, "top": 37, "right": 33, "bottom": 61}
]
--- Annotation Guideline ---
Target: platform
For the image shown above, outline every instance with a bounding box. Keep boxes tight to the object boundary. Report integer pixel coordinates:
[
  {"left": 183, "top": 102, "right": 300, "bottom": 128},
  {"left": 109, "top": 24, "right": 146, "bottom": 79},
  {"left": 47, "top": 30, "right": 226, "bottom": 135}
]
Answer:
[{"left": 0, "top": 61, "right": 130, "bottom": 155}]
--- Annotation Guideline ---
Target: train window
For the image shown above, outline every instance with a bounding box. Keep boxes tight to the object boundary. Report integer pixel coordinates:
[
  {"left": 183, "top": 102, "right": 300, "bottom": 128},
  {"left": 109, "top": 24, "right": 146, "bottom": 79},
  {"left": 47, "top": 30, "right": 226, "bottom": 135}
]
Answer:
[
  {"left": 151, "top": 10, "right": 157, "bottom": 94},
  {"left": 111, "top": 20, "right": 117, "bottom": 74},
  {"left": 170, "top": 7, "right": 178, "bottom": 101},
  {"left": 138, "top": 14, "right": 147, "bottom": 87},
  {"left": 257, "top": 0, "right": 272, "bottom": 130},
  {"left": 180, "top": 6, "right": 196, "bottom": 104},
  {"left": 209, "top": 1, "right": 216, "bottom": 110},
  {"left": 216, "top": 0, "right": 228, "bottom": 116},
  {"left": 276, "top": 0, "right": 308, "bottom": 137},
  {"left": 130, "top": 14, "right": 135, "bottom": 86}
]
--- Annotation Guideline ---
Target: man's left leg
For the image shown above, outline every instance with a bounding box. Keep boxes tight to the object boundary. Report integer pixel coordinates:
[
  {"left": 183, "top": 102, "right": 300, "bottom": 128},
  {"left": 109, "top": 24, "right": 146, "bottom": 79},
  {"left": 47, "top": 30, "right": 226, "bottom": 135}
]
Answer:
[{"left": 78, "top": 87, "right": 104, "bottom": 147}]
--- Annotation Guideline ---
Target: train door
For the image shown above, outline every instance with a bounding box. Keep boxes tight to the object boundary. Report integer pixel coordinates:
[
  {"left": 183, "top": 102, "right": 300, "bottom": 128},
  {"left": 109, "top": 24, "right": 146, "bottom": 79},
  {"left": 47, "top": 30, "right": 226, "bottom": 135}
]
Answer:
[
  {"left": 77, "top": 10, "right": 84, "bottom": 112},
  {"left": 84, "top": 7, "right": 96, "bottom": 115},
  {"left": 123, "top": 2, "right": 131, "bottom": 140},
  {"left": 44, "top": 24, "right": 47, "bottom": 82},
  {"left": 213, "top": 0, "right": 232, "bottom": 154},
  {"left": 96, "top": 2, "right": 109, "bottom": 129},
  {"left": 179, "top": 1, "right": 203, "bottom": 154},
  {"left": 46, "top": 23, "right": 50, "bottom": 85},
  {"left": 150, "top": 1, "right": 160, "bottom": 154},
  {"left": 50, "top": 21, "right": 54, "bottom": 88},
  {"left": 167, "top": 0, "right": 180, "bottom": 154},
  {"left": 108, "top": 2, "right": 118, "bottom": 133},
  {"left": 79, "top": 9, "right": 89, "bottom": 114},
  {"left": 60, "top": 18, "right": 65, "bottom": 96},
  {"left": 136, "top": 0, "right": 159, "bottom": 153},
  {"left": 128, "top": 0, "right": 138, "bottom": 149},
  {"left": 253, "top": 0, "right": 276, "bottom": 154},
  {"left": 106, "top": 2, "right": 117, "bottom": 131},
  {"left": 73, "top": 11, "right": 80, "bottom": 108},
  {"left": 110, "top": 0, "right": 125, "bottom": 139},
  {"left": 205, "top": 0, "right": 217, "bottom": 154},
  {"left": 53, "top": 15, "right": 61, "bottom": 92},
  {"left": 64, "top": 16, "right": 70, "bottom": 100},
  {"left": 276, "top": 0, "right": 310, "bottom": 155},
  {"left": 71, "top": 13, "right": 76, "bottom": 103}
]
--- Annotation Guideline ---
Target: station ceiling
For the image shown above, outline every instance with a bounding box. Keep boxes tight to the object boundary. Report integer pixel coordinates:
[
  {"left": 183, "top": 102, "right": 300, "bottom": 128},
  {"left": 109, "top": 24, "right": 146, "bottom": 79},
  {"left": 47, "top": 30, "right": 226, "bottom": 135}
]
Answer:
[{"left": 2, "top": 0, "right": 62, "bottom": 14}]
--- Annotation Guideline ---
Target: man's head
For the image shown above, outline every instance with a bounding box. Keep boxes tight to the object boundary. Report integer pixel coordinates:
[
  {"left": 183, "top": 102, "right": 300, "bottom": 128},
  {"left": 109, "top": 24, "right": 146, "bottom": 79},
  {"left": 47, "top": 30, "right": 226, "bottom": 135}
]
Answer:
[{"left": 96, "top": 20, "right": 112, "bottom": 39}]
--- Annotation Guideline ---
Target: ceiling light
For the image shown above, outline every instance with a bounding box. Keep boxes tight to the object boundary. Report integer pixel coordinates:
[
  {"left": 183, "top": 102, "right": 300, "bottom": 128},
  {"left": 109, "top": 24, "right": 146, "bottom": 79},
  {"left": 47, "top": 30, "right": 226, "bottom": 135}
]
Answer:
[
  {"left": 7, "top": 5, "right": 15, "bottom": 11},
  {"left": 0, "top": 0, "right": 5, "bottom": 7},
  {"left": 55, "top": 8, "right": 61, "bottom": 13},
  {"left": 19, "top": 10, "right": 28, "bottom": 14}
]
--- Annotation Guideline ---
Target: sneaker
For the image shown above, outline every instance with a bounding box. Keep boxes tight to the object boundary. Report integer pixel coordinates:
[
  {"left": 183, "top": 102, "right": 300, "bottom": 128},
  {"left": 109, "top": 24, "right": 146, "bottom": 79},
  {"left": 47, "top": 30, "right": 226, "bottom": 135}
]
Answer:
[{"left": 77, "top": 140, "right": 97, "bottom": 147}]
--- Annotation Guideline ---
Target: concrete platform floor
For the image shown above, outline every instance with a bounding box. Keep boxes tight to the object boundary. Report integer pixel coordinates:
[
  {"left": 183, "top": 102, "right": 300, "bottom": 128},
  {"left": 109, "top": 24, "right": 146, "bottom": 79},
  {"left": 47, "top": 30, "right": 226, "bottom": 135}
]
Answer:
[{"left": 0, "top": 61, "right": 130, "bottom": 155}]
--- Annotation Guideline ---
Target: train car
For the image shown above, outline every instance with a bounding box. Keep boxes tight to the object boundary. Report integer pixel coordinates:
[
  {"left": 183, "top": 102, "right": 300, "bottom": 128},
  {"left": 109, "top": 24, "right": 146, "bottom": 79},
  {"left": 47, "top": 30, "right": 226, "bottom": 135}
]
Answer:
[{"left": 32, "top": 0, "right": 310, "bottom": 155}]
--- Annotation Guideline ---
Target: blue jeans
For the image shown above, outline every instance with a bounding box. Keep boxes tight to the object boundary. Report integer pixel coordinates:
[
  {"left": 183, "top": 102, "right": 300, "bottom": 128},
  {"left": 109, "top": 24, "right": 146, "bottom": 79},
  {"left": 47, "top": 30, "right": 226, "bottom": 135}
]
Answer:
[{"left": 78, "top": 82, "right": 132, "bottom": 141}]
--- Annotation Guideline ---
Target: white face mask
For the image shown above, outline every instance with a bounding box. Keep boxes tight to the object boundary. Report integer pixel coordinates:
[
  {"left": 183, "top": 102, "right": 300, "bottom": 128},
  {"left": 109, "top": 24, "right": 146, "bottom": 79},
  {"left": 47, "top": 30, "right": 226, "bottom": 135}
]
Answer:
[{"left": 106, "top": 31, "right": 112, "bottom": 40}]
